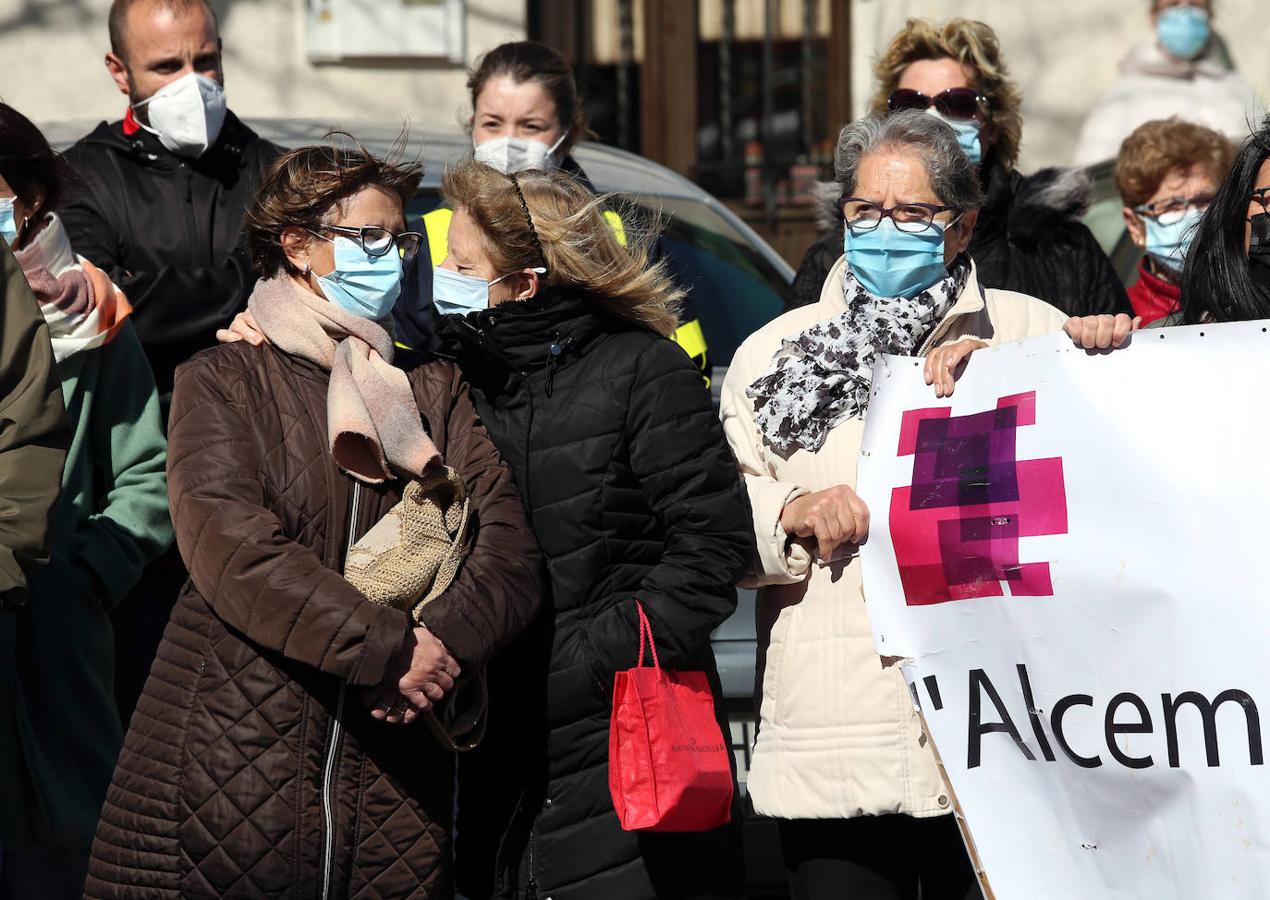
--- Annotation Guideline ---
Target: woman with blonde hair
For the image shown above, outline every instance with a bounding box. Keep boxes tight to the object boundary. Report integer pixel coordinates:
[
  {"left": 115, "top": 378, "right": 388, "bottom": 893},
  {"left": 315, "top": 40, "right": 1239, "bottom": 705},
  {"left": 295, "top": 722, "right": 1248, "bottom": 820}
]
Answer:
[
  {"left": 433, "top": 161, "right": 751, "bottom": 899},
  {"left": 788, "top": 17, "right": 1128, "bottom": 320}
]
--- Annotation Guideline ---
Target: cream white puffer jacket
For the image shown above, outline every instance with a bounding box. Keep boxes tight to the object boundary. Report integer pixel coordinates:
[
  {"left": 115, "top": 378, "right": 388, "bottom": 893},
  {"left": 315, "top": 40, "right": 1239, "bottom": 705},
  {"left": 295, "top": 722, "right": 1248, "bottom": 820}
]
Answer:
[{"left": 720, "top": 256, "right": 1068, "bottom": 820}]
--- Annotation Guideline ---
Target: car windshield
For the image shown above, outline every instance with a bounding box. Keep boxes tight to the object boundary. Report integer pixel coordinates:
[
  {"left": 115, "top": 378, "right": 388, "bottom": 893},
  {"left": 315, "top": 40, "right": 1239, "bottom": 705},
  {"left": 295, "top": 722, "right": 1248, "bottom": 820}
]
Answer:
[{"left": 407, "top": 191, "right": 787, "bottom": 368}]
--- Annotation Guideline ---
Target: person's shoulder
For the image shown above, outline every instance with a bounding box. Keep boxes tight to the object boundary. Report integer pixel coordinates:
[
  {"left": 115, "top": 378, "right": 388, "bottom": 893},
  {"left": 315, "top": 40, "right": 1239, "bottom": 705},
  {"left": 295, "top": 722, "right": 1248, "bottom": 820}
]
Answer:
[
  {"left": 64, "top": 120, "right": 130, "bottom": 164},
  {"left": 405, "top": 358, "right": 462, "bottom": 399},
  {"left": 982, "top": 288, "right": 1069, "bottom": 340},
  {"left": 175, "top": 340, "right": 271, "bottom": 399}
]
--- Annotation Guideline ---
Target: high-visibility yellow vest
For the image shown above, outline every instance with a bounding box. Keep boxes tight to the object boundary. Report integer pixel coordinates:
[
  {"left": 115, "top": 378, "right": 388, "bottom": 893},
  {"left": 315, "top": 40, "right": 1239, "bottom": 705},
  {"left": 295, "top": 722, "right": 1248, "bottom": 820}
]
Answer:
[{"left": 420, "top": 206, "right": 708, "bottom": 378}]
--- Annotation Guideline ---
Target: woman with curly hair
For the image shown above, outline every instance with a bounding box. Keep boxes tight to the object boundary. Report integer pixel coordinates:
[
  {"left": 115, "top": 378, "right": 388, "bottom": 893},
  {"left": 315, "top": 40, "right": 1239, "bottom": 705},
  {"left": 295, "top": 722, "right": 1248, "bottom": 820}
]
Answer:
[{"left": 788, "top": 18, "right": 1129, "bottom": 320}]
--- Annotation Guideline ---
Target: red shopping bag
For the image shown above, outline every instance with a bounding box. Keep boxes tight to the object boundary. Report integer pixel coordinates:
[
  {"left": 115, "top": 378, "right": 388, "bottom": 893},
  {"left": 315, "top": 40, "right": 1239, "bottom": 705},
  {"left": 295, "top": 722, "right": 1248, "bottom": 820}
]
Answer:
[{"left": 608, "top": 602, "right": 734, "bottom": 832}]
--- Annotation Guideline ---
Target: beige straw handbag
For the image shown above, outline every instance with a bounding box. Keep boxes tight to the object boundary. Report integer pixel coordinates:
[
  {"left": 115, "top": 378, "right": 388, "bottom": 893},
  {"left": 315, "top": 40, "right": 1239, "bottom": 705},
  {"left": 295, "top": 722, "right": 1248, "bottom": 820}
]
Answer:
[{"left": 344, "top": 466, "right": 487, "bottom": 750}]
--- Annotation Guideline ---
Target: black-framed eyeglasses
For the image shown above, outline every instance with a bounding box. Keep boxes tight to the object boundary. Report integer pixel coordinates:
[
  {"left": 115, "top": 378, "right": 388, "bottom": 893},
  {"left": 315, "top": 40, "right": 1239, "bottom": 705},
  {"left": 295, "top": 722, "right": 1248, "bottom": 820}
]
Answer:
[
  {"left": 1248, "top": 186, "right": 1270, "bottom": 218},
  {"left": 1134, "top": 193, "right": 1215, "bottom": 225},
  {"left": 312, "top": 224, "right": 424, "bottom": 261},
  {"left": 887, "top": 87, "right": 989, "bottom": 122},
  {"left": 838, "top": 196, "right": 963, "bottom": 234}
]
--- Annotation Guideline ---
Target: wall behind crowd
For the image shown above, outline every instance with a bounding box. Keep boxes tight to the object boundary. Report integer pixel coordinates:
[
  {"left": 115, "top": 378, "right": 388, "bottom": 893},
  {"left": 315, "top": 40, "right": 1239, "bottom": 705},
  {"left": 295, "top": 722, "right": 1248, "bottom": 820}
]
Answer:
[
  {"left": 851, "top": 0, "right": 1270, "bottom": 171},
  {"left": 0, "top": 0, "right": 525, "bottom": 134}
]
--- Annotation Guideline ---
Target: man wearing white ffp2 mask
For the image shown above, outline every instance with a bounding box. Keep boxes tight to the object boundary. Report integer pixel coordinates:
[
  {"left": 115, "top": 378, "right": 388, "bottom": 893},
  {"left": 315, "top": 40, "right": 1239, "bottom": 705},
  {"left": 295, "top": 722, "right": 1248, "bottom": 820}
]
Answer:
[
  {"left": 62, "top": 0, "right": 279, "bottom": 421},
  {"left": 59, "top": 0, "right": 281, "bottom": 724},
  {"left": 131, "top": 71, "right": 227, "bottom": 158}
]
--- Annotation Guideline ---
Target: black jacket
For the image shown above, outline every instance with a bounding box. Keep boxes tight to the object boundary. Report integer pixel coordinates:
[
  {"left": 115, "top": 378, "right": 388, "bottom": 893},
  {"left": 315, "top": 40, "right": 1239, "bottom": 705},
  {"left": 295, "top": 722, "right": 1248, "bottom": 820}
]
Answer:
[
  {"left": 61, "top": 111, "right": 279, "bottom": 413},
  {"left": 438, "top": 292, "right": 750, "bottom": 900},
  {"left": 787, "top": 164, "right": 1130, "bottom": 317}
]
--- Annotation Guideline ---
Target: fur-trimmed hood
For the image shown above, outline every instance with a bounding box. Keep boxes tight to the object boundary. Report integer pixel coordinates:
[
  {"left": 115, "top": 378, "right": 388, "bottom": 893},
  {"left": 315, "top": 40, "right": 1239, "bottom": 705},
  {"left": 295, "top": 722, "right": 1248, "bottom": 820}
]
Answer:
[{"left": 814, "top": 163, "right": 1093, "bottom": 250}]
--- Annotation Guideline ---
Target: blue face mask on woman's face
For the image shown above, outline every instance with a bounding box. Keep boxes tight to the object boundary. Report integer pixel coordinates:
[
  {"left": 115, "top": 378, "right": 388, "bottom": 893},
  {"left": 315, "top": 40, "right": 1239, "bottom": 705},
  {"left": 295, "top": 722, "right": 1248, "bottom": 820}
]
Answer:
[
  {"left": 1157, "top": 6, "right": 1211, "bottom": 61},
  {"left": 0, "top": 199, "right": 18, "bottom": 248},
  {"left": 1143, "top": 208, "right": 1203, "bottom": 273},
  {"left": 433, "top": 266, "right": 493, "bottom": 316},
  {"left": 316, "top": 236, "right": 402, "bottom": 320},
  {"left": 845, "top": 218, "right": 952, "bottom": 300},
  {"left": 431, "top": 265, "right": 547, "bottom": 317},
  {"left": 929, "top": 111, "right": 983, "bottom": 167}
]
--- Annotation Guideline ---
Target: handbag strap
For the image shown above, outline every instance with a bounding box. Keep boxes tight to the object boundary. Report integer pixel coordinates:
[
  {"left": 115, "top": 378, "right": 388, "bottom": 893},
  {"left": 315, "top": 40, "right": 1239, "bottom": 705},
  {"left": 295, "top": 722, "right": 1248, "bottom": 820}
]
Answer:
[{"left": 635, "top": 601, "right": 661, "bottom": 669}]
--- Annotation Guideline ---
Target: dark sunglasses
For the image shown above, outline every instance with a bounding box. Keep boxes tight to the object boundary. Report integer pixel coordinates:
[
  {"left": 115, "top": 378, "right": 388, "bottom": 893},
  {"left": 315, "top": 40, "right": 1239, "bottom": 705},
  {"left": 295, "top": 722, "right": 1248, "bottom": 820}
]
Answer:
[{"left": 888, "top": 87, "right": 988, "bottom": 122}]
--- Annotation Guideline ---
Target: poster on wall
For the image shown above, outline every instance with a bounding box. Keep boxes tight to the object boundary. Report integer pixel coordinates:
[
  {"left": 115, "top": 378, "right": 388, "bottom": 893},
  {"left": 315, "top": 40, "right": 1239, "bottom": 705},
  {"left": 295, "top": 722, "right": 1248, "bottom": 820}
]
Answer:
[
  {"left": 307, "top": 0, "right": 465, "bottom": 63},
  {"left": 857, "top": 324, "right": 1270, "bottom": 899}
]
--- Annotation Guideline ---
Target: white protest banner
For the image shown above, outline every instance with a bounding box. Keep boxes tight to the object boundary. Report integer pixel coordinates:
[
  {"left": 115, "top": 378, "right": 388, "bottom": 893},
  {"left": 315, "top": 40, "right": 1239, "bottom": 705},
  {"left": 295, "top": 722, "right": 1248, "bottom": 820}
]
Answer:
[{"left": 857, "top": 322, "right": 1270, "bottom": 899}]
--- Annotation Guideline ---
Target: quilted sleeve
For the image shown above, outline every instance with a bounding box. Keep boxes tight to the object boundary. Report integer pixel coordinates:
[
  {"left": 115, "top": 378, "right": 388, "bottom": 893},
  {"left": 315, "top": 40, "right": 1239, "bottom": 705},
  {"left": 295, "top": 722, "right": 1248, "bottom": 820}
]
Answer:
[
  {"left": 166, "top": 349, "right": 411, "bottom": 688},
  {"left": 74, "top": 322, "right": 173, "bottom": 606},
  {"left": 584, "top": 338, "right": 752, "bottom": 676},
  {"left": 413, "top": 364, "right": 542, "bottom": 668}
]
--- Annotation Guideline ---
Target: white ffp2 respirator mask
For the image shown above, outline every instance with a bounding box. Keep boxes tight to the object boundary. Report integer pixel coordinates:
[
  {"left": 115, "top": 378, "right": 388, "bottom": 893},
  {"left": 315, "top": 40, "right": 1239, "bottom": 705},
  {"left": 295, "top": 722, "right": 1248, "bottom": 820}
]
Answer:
[
  {"left": 133, "top": 72, "right": 228, "bottom": 158},
  {"left": 473, "top": 132, "right": 568, "bottom": 174}
]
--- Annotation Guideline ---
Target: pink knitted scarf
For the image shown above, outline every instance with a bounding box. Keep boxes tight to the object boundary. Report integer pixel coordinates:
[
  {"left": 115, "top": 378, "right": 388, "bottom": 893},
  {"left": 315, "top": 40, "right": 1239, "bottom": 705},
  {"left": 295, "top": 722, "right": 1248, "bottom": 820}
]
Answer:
[{"left": 247, "top": 275, "right": 441, "bottom": 484}]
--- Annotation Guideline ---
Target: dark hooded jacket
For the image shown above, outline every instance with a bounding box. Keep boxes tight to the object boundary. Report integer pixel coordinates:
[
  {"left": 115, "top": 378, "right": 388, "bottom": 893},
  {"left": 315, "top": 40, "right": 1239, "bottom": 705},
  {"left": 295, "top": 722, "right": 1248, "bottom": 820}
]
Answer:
[
  {"left": 786, "top": 164, "right": 1131, "bottom": 317},
  {"left": 435, "top": 290, "right": 751, "bottom": 900},
  {"left": 61, "top": 111, "right": 280, "bottom": 414}
]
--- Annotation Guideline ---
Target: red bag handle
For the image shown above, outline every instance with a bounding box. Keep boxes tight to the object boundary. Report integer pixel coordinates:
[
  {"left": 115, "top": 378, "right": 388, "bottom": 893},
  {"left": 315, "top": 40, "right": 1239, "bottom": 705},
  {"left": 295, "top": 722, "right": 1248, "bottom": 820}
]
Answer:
[{"left": 635, "top": 601, "right": 661, "bottom": 669}]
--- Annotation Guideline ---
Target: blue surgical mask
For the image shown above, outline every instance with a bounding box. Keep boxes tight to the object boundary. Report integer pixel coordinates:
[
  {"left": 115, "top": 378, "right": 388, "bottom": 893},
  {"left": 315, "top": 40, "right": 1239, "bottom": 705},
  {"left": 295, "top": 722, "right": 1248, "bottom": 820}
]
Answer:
[
  {"left": 1157, "top": 6, "right": 1210, "bottom": 61},
  {"left": 0, "top": 199, "right": 17, "bottom": 248},
  {"left": 316, "top": 236, "right": 402, "bottom": 320},
  {"left": 845, "top": 217, "right": 951, "bottom": 299},
  {"left": 930, "top": 111, "right": 983, "bottom": 167},
  {"left": 433, "top": 266, "right": 492, "bottom": 316},
  {"left": 1144, "top": 209, "right": 1202, "bottom": 273},
  {"left": 432, "top": 265, "right": 548, "bottom": 317}
]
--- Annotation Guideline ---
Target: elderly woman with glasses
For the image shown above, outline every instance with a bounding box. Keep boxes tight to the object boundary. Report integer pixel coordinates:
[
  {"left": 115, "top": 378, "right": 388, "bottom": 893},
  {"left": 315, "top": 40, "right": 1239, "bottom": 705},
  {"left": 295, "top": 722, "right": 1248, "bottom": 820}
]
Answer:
[
  {"left": 788, "top": 18, "right": 1128, "bottom": 321},
  {"left": 85, "top": 142, "right": 540, "bottom": 898},
  {"left": 721, "top": 110, "right": 1070, "bottom": 900},
  {"left": 1113, "top": 118, "right": 1233, "bottom": 326}
]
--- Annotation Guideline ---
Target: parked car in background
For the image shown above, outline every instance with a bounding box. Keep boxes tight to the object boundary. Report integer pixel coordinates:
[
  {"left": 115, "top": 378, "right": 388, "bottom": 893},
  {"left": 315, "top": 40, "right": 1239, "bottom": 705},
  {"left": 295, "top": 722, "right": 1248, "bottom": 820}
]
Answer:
[
  {"left": 45, "top": 117, "right": 793, "bottom": 893},
  {"left": 1082, "top": 158, "right": 1143, "bottom": 287}
]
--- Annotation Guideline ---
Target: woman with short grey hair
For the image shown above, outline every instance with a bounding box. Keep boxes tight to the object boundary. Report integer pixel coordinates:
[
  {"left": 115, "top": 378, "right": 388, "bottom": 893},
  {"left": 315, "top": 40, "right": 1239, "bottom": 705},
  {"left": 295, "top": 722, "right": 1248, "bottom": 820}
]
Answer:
[{"left": 720, "top": 109, "right": 1069, "bottom": 899}]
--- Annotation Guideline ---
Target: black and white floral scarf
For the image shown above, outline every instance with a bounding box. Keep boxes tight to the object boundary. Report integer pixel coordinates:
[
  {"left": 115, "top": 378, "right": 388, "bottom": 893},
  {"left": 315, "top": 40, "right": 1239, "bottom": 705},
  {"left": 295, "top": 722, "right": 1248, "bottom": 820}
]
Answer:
[{"left": 746, "top": 255, "right": 972, "bottom": 456}]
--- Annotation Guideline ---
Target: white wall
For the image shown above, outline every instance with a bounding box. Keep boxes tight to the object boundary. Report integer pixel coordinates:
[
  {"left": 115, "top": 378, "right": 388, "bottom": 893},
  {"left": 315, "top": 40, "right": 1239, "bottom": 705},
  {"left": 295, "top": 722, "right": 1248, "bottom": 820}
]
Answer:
[
  {"left": 850, "top": 0, "right": 1270, "bottom": 171},
  {"left": 0, "top": 0, "right": 525, "bottom": 132}
]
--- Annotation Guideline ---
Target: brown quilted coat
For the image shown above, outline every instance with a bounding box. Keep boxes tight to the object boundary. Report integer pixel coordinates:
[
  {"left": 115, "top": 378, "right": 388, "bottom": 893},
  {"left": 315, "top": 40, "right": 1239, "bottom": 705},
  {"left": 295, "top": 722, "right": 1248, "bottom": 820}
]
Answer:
[{"left": 84, "top": 341, "right": 540, "bottom": 899}]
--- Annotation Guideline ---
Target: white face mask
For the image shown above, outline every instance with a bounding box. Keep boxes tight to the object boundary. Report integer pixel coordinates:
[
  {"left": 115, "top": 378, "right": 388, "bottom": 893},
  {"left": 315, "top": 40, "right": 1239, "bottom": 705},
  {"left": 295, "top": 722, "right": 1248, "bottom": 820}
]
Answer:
[
  {"left": 473, "top": 132, "right": 568, "bottom": 175},
  {"left": 133, "top": 72, "right": 228, "bottom": 158}
]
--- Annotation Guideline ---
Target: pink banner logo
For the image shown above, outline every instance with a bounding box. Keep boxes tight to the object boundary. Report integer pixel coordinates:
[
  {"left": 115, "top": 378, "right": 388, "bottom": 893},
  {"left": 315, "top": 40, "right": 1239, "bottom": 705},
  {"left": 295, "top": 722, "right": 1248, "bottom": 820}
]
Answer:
[{"left": 889, "top": 391, "right": 1068, "bottom": 606}]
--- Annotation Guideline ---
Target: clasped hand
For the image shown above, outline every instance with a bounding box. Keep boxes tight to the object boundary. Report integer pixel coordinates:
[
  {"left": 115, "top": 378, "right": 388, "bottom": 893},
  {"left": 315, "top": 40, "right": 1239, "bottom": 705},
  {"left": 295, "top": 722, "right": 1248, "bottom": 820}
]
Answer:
[{"left": 362, "top": 626, "right": 460, "bottom": 726}]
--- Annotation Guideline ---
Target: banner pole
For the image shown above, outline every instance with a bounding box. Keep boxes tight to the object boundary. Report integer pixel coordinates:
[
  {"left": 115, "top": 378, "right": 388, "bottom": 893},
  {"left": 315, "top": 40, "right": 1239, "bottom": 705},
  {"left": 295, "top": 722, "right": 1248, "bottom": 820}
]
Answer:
[{"left": 915, "top": 701, "right": 996, "bottom": 899}]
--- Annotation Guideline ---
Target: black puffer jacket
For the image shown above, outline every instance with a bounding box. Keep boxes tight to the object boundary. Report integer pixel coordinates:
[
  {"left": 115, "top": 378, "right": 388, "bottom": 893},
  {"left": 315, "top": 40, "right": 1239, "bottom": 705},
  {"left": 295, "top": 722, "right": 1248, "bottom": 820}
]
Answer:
[
  {"left": 437, "top": 291, "right": 751, "bottom": 900},
  {"left": 61, "top": 111, "right": 280, "bottom": 412},
  {"left": 787, "top": 164, "right": 1130, "bottom": 317}
]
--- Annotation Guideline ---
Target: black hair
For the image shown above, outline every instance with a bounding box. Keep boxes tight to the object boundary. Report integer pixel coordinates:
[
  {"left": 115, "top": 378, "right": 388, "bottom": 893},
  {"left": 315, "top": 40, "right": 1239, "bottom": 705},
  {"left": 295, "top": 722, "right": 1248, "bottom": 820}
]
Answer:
[
  {"left": 1181, "top": 117, "right": 1270, "bottom": 324},
  {"left": 0, "top": 102, "right": 80, "bottom": 215}
]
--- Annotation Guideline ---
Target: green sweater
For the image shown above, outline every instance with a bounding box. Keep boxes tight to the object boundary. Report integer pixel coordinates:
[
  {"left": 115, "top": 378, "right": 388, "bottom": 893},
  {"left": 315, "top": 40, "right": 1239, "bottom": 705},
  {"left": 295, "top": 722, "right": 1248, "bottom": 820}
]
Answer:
[{"left": 0, "top": 321, "right": 172, "bottom": 846}]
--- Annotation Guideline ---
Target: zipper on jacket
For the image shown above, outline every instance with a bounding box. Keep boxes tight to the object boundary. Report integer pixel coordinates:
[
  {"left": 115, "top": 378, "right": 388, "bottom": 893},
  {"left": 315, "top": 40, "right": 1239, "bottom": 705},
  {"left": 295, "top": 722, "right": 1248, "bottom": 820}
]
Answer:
[
  {"left": 318, "top": 481, "right": 362, "bottom": 900},
  {"left": 525, "top": 826, "right": 539, "bottom": 900}
]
